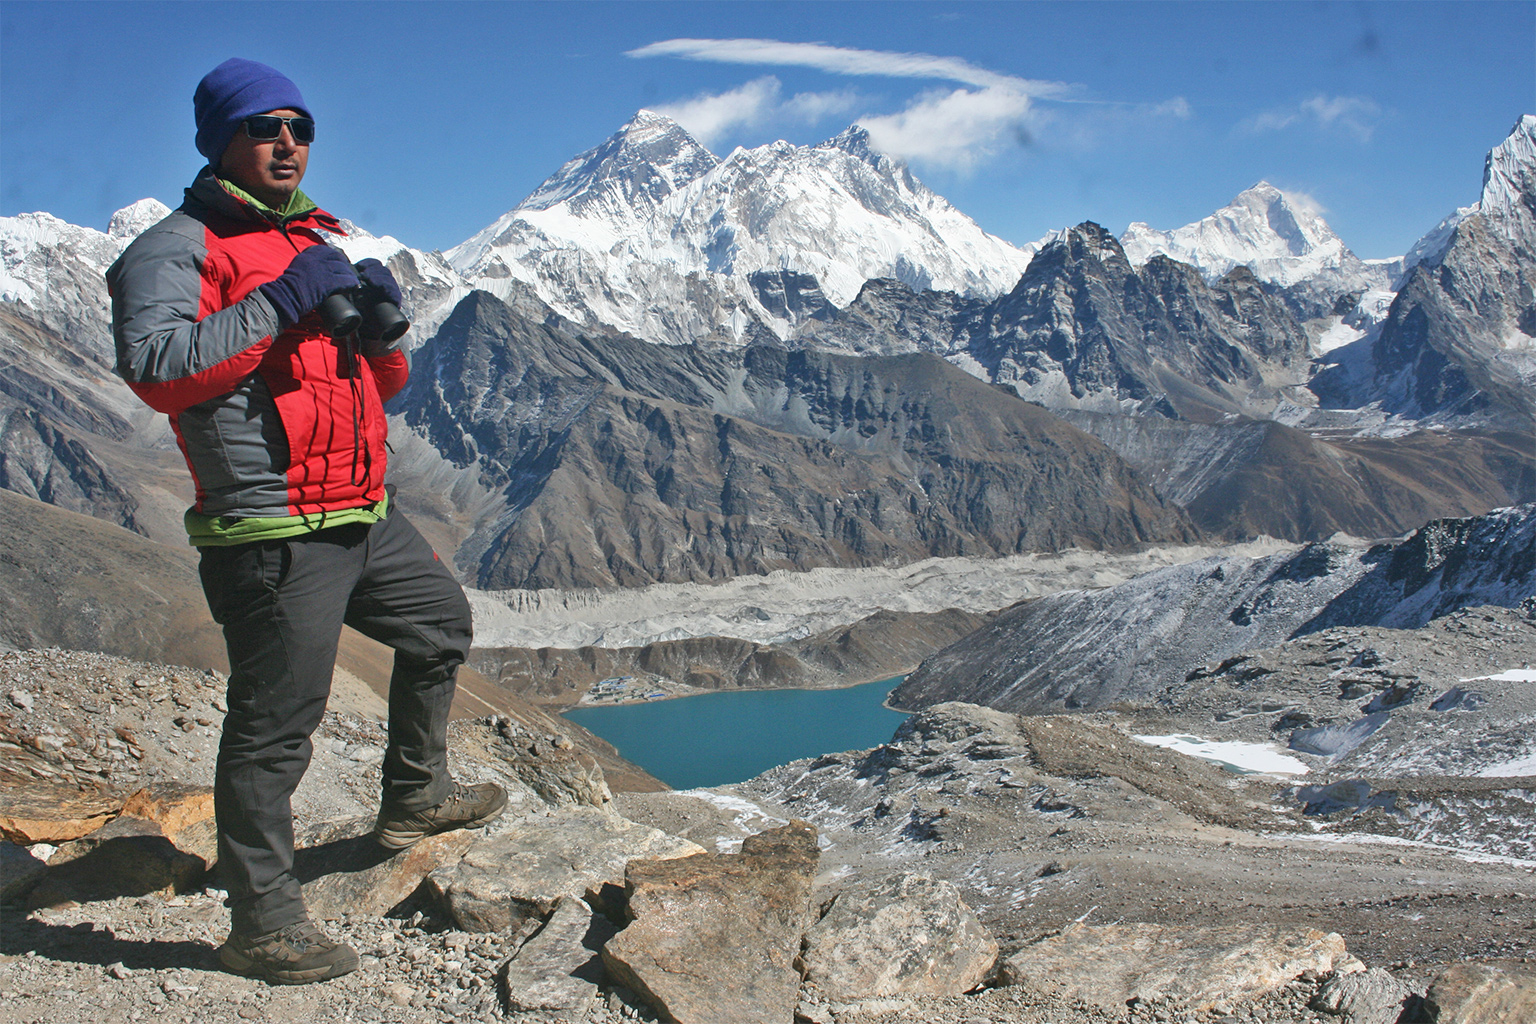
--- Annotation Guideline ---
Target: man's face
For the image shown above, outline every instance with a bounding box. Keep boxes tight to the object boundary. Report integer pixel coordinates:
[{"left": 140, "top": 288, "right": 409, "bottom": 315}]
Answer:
[{"left": 218, "top": 107, "right": 309, "bottom": 208}]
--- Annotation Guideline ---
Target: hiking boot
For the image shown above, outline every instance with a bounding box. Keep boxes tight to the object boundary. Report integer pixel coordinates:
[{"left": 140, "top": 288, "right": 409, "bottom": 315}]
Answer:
[
  {"left": 372, "top": 780, "right": 508, "bottom": 850},
  {"left": 218, "top": 919, "right": 360, "bottom": 984}
]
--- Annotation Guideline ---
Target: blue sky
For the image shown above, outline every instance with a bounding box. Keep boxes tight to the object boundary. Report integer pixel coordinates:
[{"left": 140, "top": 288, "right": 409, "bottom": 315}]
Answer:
[{"left": 3, "top": 1, "right": 1531, "bottom": 260}]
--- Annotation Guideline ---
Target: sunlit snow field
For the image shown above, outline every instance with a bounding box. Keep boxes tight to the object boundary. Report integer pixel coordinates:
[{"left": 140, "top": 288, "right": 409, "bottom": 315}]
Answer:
[{"left": 1132, "top": 734, "right": 1310, "bottom": 776}]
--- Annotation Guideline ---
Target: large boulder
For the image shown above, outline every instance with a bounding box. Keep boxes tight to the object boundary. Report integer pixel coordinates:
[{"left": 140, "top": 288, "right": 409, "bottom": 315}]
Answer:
[
  {"left": 800, "top": 872, "right": 997, "bottom": 1000},
  {"left": 602, "top": 820, "right": 819, "bottom": 1024},
  {"left": 1311, "top": 967, "right": 1416, "bottom": 1024},
  {"left": 0, "top": 775, "right": 120, "bottom": 845},
  {"left": 1000, "top": 921, "right": 1346, "bottom": 1012},
  {"left": 1423, "top": 962, "right": 1536, "bottom": 1023},
  {"left": 427, "top": 806, "right": 703, "bottom": 933}
]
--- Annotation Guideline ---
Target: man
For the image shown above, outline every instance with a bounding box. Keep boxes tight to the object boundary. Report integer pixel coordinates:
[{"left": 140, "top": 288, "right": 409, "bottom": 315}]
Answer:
[{"left": 106, "top": 58, "right": 505, "bottom": 985}]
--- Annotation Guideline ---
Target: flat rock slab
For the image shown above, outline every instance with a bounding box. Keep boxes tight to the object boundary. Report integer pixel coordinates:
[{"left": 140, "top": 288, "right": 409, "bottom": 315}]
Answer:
[
  {"left": 119, "top": 782, "right": 213, "bottom": 841},
  {"left": 0, "top": 776, "right": 121, "bottom": 844},
  {"left": 1000, "top": 922, "right": 1346, "bottom": 1012},
  {"left": 501, "top": 895, "right": 615, "bottom": 1014},
  {"left": 602, "top": 820, "right": 819, "bottom": 1024},
  {"left": 297, "top": 816, "right": 476, "bottom": 921},
  {"left": 1424, "top": 961, "right": 1536, "bottom": 1024},
  {"left": 801, "top": 871, "right": 997, "bottom": 1001},
  {"left": 429, "top": 806, "right": 704, "bottom": 933},
  {"left": 28, "top": 814, "right": 210, "bottom": 906}
]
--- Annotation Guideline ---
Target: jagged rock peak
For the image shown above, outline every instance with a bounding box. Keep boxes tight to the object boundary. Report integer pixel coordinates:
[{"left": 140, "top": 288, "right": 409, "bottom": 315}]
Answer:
[
  {"left": 108, "top": 199, "right": 171, "bottom": 240},
  {"left": 1479, "top": 114, "right": 1536, "bottom": 228},
  {"left": 817, "top": 124, "right": 879, "bottom": 161},
  {"left": 1037, "top": 221, "right": 1130, "bottom": 270}
]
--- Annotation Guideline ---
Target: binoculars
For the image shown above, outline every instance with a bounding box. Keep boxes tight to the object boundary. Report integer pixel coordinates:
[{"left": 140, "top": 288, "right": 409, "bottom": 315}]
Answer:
[{"left": 318, "top": 270, "right": 410, "bottom": 345}]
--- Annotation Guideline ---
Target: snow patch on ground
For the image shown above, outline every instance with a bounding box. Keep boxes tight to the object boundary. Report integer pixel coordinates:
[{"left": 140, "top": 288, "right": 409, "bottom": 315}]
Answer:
[
  {"left": 677, "top": 789, "right": 785, "bottom": 852},
  {"left": 1463, "top": 669, "right": 1536, "bottom": 684},
  {"left": 1480, "top": 755, "right": 1536, "bottom": 777},
  {"left": 1292, "top": 832, "right": 1536, "bottom": 870},
  {"left": 1134, "top": 734, "right": 1309, "bottom": 775}
]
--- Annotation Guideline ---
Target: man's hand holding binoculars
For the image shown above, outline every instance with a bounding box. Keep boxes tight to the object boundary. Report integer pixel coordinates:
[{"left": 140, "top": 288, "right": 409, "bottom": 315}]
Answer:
[{"left": 259, "top": 246, "right": 409, "bottom": 355}]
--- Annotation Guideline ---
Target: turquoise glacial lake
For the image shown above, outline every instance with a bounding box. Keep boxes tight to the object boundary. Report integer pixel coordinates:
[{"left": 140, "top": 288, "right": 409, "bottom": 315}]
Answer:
[{"left": 563, "top": 675, "right": 910, "bottom": 790}]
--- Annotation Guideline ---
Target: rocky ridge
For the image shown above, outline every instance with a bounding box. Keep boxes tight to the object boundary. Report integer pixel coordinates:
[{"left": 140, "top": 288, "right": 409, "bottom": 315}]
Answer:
[
  {"left": 1052, "top": 410, "right": 1532, "bottom": 543},
  {"left": 895, "top": 503, "right": 1536, "bottom": 715}
]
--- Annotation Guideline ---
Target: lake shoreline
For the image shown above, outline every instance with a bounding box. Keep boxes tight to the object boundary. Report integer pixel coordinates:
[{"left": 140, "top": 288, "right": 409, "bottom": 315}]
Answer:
[
  {"left": 561, "top": 673, "right": 914, "bottom": 790},
  {"left": 567, "top": 664, "right": 922, "bottom": 709}
]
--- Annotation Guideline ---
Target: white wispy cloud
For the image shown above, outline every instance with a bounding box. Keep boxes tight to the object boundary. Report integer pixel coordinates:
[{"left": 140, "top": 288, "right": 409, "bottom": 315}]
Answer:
[
  {"left": 651, "top": 77, "right": 781, "bottom": 145},
  {"left": 627, "top": 38, "right": 1067, "bottom": 95},
  {"left": 1243, "top": 94, "right": 1382, "bottom": 142},
  {"left": 858, "top": 87, "right": 1035, "bottom": 170},
  {"left": 651, "top": 76, "right": 860, "bottom": 148},
  {"left": 782, "top": 88, "right": 862, "bottom": 124},
  {"left": 629, "top": 37, "right": 1070, "bottom": 170},
  {"left": 1150, "top": 97, "right": 1192, "bottom": 120}
]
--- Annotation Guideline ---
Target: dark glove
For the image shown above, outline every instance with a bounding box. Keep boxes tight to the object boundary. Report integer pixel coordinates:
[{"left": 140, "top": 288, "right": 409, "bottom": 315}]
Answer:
[
  {"left": 258, "top": 244, "right": 359, "bottom": 332},
  {"left": 354, "top": 258, "right": 403, "bottom": 307}
]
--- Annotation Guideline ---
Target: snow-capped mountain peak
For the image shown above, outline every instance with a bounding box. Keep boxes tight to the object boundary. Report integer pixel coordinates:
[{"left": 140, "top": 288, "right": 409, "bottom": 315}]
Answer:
[
  {"left": 2, "top": 201, "right": 164, "bottom": 310},
  {"left": 1, "top": 199, "right": 174, "bottom": 352},
  {"left": 446, "top": 112, "right": 1036, "bottom": 345},
  {"left": 818, "top": 124, "right": 879, "bottom": 161},
  {"left": 1390, "top": 115, "right": 1534, "bottom": 282},
  {"left": 447, "top": 111, "right": 720, "bottom": 281},
  {"left": 1121, "top": 181, "right": 1347, "bottom": 285},
  {"left": 517, "top": 109, "right": 719, "bottom": 215},
  {"left": 1120, "top": 181, "right": 1392, "bottom": 319}
]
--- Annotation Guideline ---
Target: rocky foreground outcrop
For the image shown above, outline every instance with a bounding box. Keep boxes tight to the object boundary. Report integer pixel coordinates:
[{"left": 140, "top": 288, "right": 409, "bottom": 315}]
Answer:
[{"left": 5, "top": 649, "right": 1536, "bottom": 1023}]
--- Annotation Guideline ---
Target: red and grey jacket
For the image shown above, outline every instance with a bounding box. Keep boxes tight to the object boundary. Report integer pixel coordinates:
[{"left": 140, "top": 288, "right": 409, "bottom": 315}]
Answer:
[{"left": 107, "top": 167, "right": 409, "bottom": 520}]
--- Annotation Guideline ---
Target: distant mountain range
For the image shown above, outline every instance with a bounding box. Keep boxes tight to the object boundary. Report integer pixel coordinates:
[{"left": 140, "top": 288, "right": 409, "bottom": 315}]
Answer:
[
  {"left": 894, "top": 502, "right": 1536, "bottom": 715},
  {"left": 1, "top": 111, "right": 1531, "bottom": 605}
]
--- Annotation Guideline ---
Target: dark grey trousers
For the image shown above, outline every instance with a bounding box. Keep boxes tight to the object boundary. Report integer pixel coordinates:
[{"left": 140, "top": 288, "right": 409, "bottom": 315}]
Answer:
[{"left": 198, "top": 502, "right": 471, "bottom": 935}]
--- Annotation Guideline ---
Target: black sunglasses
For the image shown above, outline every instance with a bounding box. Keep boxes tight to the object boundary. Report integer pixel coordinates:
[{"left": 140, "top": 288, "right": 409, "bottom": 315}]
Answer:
[{"left": 242, "top": 115, "right": 315, "bottom": 144}]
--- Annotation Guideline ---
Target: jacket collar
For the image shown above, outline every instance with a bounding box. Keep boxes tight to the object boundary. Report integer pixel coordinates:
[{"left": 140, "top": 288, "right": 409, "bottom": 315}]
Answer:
[{"left": 185, "top": 165, "right": 343, "bottom": 234}]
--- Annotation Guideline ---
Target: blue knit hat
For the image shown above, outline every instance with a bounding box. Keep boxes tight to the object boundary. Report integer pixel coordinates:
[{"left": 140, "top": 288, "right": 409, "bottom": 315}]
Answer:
[{"left": 194, "top": 58, "right": 312, "bottom": 167}]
